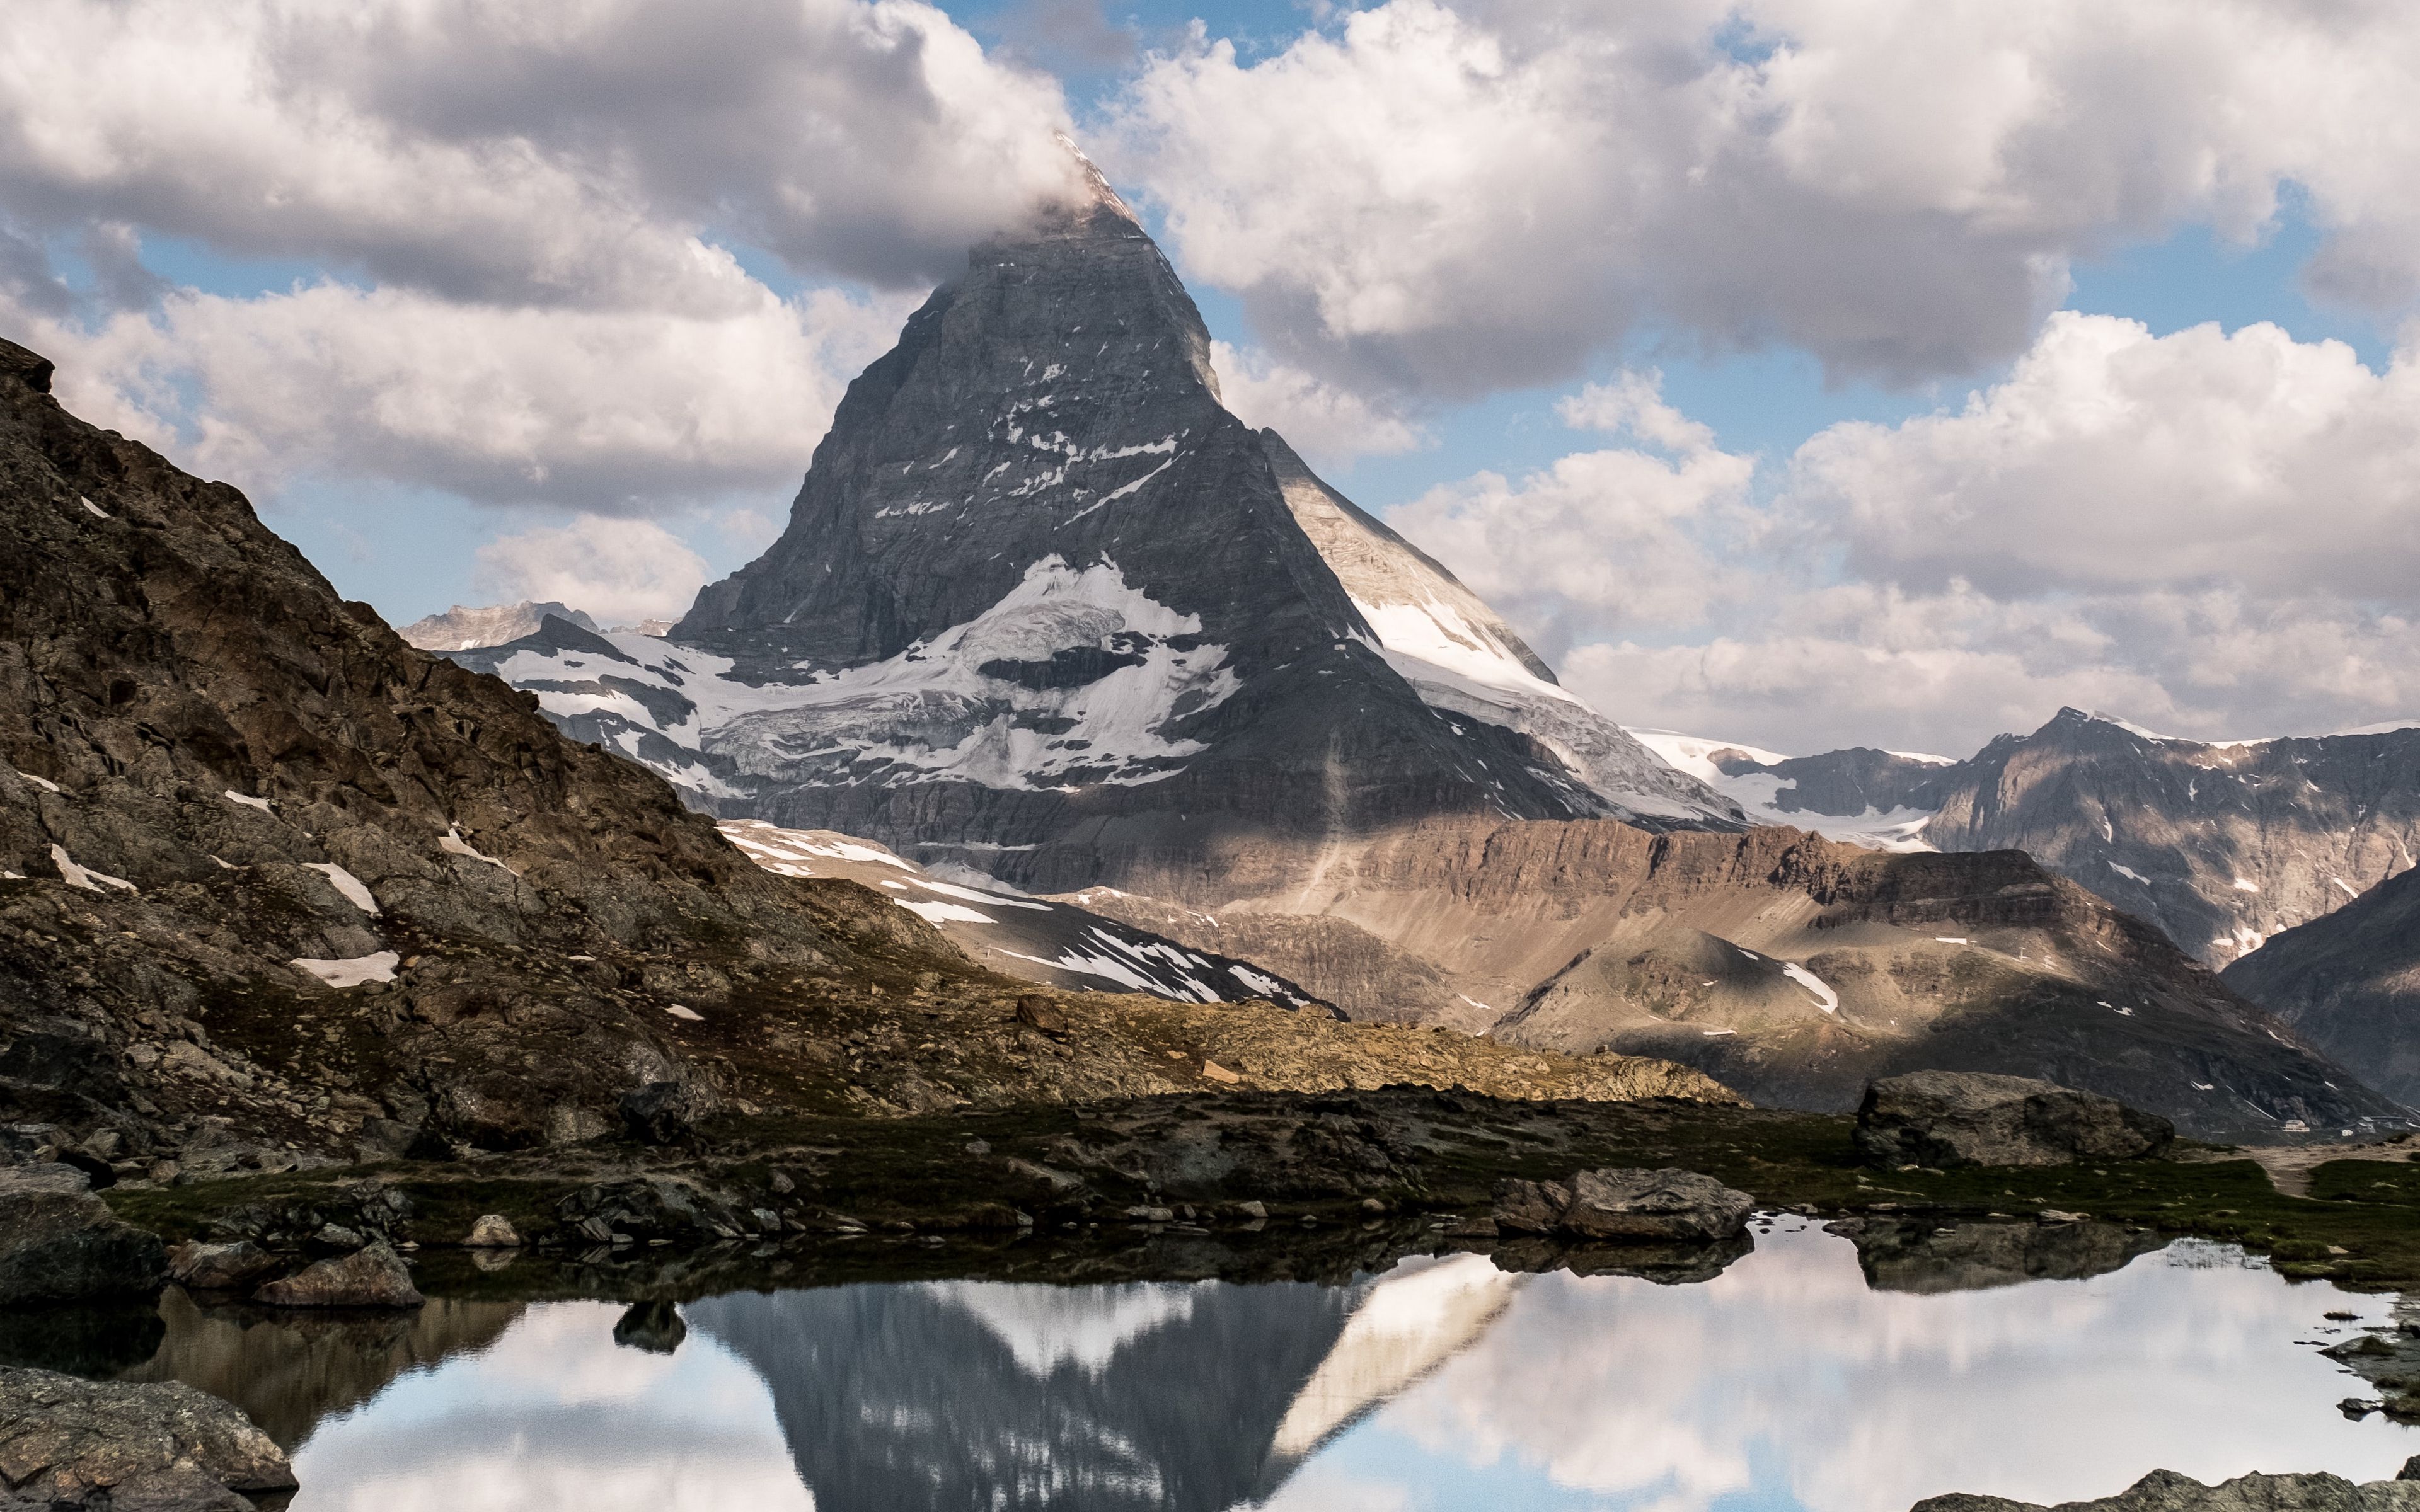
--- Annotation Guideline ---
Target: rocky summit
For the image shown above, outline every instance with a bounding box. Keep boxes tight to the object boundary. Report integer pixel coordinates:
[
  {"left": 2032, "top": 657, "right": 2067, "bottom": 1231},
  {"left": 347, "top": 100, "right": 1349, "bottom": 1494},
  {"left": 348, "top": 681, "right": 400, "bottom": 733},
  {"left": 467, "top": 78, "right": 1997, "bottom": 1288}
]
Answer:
[{"left": 456, "top": 159, "right": 1735, "bottom": 896}]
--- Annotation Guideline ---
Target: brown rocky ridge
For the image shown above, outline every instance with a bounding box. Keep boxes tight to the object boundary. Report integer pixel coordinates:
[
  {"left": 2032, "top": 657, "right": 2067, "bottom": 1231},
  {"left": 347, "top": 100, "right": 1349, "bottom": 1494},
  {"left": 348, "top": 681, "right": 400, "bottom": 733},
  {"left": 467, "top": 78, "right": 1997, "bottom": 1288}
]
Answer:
[{"left": 1060, "top": 818, "right": 2404, "bottom": 1141}]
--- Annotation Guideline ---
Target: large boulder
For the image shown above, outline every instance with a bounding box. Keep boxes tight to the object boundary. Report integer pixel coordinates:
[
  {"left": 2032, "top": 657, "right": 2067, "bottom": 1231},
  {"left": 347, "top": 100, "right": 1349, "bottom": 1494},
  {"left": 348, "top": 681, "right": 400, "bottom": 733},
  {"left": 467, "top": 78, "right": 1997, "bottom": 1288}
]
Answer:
[
  {"left": 1855, "top": 1071, "right": 2174, "bottom": 1169},
  {"left": 250, "top": 1242, "right": 422, "bottom": 1309},
  {"left": 1492, "top": 1167, "right": 1754, "bottom": 1243},
  {"left": 0, "top": 1164, "right": 165, "bottom": 1307},
  {"left": 1912, "top": 1465, "right": 2420, "bottom": 1509},
  {"left": 0, "top": 1365, "right": 295, "bottom": 1510}
]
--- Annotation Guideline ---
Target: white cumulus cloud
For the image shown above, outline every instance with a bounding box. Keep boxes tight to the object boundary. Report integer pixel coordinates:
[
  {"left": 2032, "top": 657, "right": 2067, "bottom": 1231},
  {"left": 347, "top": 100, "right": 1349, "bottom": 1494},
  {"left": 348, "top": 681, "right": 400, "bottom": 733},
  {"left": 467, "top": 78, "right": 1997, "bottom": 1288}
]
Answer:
[
  {"left": 1388, "top": 321, "right": 2420, "bottom": 754},
  {"left": 474, "top": 516, "right": 711, "bottom": 627},
  {"left": 1209, "top": 340, "right": 1426, "bottom": 467},
  {"left": 1109, "top": 0, "right": 2420, "bottom": 400}
]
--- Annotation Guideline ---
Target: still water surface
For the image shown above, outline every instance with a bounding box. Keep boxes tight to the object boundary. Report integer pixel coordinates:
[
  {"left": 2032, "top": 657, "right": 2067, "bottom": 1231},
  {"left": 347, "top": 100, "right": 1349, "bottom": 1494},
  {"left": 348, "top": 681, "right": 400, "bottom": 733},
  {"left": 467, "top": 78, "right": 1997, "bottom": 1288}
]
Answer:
[{"left": 80, "top": 1220, "right": 2420, "bottom": 1509}]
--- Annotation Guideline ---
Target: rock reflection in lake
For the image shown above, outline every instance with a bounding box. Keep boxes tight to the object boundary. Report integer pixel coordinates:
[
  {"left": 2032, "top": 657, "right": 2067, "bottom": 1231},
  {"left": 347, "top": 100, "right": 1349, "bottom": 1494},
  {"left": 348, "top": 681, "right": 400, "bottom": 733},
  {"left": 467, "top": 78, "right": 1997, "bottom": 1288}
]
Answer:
[
  {"left": 1827, "top": 1214, "right": 2169, "bottom": 1293},
  {"left": 21, "top": 1219, "right": 2418, "bottom": 1511}
]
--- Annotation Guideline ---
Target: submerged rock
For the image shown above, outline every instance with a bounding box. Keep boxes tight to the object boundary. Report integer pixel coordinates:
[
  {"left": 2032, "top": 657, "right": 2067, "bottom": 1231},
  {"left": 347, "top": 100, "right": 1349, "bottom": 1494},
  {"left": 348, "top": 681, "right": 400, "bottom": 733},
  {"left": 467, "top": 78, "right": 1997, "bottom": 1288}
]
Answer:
[
  {"left": 0, "top": 1365, "right": 295, "bottom": 1510},
  {"left": 1492, "top": 1167, "right": 1753, "bottom": 1243},
  {"left": 0, "top": 1164, "right": 166, "bottom": 1306},
  {"left": 1855, "top": 1070, "right": 2173, "bottom": 1169},
  {"left": 1911, "top": 1465, "right": 2420, "bottom": 1509},
  {"left": 251, "top": 1242, "right": 422, "bottom": 1309}
]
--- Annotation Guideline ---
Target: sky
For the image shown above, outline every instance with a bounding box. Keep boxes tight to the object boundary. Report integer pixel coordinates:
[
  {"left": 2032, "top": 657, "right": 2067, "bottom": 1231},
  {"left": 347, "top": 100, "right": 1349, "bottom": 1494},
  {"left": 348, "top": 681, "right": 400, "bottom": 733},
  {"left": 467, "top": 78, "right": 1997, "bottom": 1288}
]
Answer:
[{"left": 4, "top": 0, "right": 2420, "bottom": 755}]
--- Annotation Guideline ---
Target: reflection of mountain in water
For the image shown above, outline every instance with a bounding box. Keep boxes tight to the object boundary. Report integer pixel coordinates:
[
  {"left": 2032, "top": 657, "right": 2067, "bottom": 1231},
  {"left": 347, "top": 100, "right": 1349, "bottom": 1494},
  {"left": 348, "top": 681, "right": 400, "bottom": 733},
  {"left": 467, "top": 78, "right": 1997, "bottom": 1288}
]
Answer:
[
  {"left": 687, "top": 1278, "right": 1357, "bottom": 1511},
  {"left": 117, "top": 1288, "right": 524, "bottom": 1448},
  {"left": 1269, "top": 1254, "right": 1525, "bottom": 1460}
]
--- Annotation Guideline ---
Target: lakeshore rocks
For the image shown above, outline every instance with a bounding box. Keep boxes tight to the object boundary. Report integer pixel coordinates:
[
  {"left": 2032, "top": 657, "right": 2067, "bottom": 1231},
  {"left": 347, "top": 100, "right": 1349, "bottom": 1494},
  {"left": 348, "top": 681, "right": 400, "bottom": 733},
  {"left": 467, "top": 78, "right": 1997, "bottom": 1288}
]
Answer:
[
  {"left": 164, "top": 1241, "right": 280, "bottom": 1294},
  {"left": 1911, "top": 1467, "right": 2420, "bottom": 1509},
  {"left": 0, "top": 1164, "right": 166, "bottom": 1307},
  {"left": 1855, "top": 1071, "right": 2174, "bottom": 1169},
  {"left": 251, "top": 1242, "right": 422, "bottom": 1309},
  {"left": 0, "top": 1365, "right": 294, "bottom": 1511},
  {"left": 1492, "top": 1167, "right": 1754, "bottom": 1243},
  {"left": 463, "top": 1214, "right": 521, "bottom": 1248}
]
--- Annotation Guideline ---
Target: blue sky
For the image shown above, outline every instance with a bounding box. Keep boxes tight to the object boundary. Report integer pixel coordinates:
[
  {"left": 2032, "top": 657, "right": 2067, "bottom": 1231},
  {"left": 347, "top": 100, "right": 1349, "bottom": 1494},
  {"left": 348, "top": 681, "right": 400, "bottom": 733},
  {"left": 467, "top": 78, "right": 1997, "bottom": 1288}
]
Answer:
[{"left": 7, "top": 1, "right": 2419, "bottom": 752}]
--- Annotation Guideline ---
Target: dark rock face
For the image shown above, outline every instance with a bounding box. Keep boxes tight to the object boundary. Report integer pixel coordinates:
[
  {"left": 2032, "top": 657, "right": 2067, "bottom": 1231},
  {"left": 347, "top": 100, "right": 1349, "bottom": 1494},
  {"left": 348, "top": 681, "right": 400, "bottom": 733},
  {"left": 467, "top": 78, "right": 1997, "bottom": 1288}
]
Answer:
[
  {"left": 251, "top": 1242, "right": 422, "bottom": 1309},
  {"left": 0, "top": 1364, "right": 294, "bottom": 1510},
  {"left": 2225, "top": 864, "right": 2420, "bottom": 1106},
  {"left": 1910, "top": 1467, "right": 2420, "bottom": 1509},
  {"left": 1492, "top": 1167, "right": 1753, "bottom": 1242},
  {"left": 1854, "top": 1071, "right": 2174, "bottom": 1168},
  {"left": 0, "top": 1164, "right": 166, "bottom": 1307},
  {"left": 552, "top": 1176, "right": 753, "bottom": 1246}
]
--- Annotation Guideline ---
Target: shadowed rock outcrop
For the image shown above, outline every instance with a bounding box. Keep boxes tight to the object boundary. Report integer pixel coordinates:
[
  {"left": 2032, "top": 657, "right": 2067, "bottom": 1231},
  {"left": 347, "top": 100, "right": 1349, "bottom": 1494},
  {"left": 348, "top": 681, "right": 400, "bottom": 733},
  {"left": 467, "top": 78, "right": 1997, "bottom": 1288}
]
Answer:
[
  {"left": 0, "top": 1165, "right": 164, "bottom": 1307},
  {"left": 1853, "top": 1071, "right": 2174, "bottom": 1168}
]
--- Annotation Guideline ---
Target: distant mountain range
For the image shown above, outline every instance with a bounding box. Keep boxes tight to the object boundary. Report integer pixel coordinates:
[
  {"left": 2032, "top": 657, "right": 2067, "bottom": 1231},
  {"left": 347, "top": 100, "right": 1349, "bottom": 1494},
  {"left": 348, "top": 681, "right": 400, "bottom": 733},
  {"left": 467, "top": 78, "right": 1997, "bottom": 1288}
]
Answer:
[
  {"left": 1647, "top": 707, "right": 2420, "bottom": 971},
  {"left": 400, "top": 600, "right": 599, "bottom": 651}
]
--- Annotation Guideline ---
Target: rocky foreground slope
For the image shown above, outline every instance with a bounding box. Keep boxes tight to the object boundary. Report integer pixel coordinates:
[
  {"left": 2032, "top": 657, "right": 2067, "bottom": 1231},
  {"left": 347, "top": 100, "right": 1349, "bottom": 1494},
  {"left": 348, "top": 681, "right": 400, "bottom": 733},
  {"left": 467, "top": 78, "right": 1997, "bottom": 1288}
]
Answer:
[
  {"left": 1063, "top": 818, "right": 2402, "bottom": 1140},
  {"left": 0, "top": 335, "right": 1728, "bottom": 1180}
]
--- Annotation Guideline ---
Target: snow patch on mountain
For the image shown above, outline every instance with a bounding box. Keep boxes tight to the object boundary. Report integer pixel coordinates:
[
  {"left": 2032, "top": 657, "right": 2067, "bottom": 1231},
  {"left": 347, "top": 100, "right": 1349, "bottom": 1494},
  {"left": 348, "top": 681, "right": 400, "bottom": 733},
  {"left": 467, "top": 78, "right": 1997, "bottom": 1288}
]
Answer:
[
  {"left": 483, "top": 557, "right": 1238, "bottom": 798},
  {"left": 715, "top": 818, "right": 1324, "bottom": 1010},
  {"left": 1627, "top": 729, "right": 1938, "bottom": 852}
]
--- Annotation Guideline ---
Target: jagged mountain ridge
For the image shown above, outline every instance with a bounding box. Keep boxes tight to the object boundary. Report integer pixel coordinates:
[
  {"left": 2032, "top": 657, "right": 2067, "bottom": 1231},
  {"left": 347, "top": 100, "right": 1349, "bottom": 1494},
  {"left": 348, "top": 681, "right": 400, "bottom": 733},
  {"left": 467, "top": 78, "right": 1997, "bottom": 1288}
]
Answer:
[
  {"left": 455, "top": 167, "right": 1735, "bottom": 892},
  {"left": 1664, "top": 708, "right": 2420, "bottom": 967}
]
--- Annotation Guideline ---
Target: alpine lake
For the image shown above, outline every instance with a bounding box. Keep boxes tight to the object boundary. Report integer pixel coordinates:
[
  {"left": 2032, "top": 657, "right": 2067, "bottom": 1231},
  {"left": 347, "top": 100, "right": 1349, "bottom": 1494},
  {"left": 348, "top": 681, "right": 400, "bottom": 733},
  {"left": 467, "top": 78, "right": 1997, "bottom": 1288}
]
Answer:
[{"left": 18, "top": 1183, "right": 2420, "bottom": 1510}]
